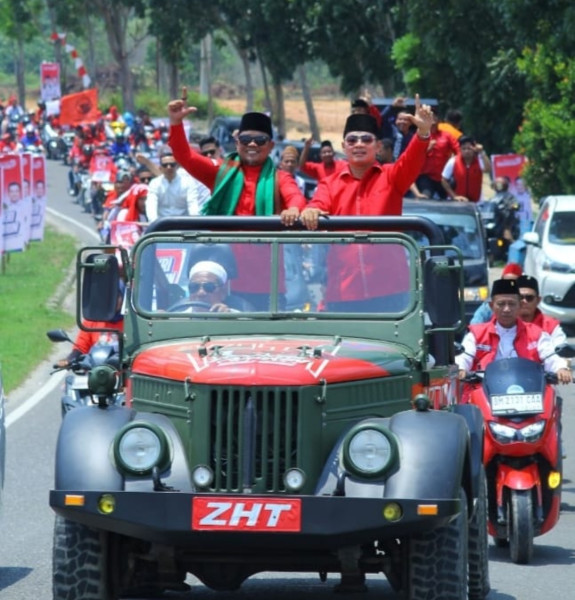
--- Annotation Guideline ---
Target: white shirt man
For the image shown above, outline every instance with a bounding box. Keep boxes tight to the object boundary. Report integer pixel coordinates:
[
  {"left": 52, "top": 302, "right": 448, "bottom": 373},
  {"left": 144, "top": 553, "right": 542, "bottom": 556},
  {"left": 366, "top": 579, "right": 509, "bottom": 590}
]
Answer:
[{"left": 146, "top": 154, "right": 203, "bottom": 222}]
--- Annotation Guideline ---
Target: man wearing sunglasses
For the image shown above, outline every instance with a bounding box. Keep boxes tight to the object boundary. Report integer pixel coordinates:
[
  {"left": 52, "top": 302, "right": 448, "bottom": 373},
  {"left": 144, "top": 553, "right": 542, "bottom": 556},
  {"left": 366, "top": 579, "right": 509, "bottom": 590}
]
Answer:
[
  {"left": 300, "top": 94, "right": 433, "bottom": 231},
  {"left": 198, "top": 136, "right": 222, "bottom": 162},
  {"left": 167, "top": 88, "right": 305, "bottom": 224},
  {"left": 146, "top": 151, "right": 207, "bottom": 222},
  {"left": 187, "top": 261, "right": 236, "bottom": 313},
  {"left": 517, "top": 275, "right": 568, "bottom": 350}
]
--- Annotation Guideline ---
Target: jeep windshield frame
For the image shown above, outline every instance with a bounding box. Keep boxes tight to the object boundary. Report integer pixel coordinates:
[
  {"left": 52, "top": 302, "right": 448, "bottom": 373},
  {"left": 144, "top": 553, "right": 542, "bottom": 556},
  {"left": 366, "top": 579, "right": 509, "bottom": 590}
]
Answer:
[{"left": 122, "top": 216, "right": 455, "bottom": 357}]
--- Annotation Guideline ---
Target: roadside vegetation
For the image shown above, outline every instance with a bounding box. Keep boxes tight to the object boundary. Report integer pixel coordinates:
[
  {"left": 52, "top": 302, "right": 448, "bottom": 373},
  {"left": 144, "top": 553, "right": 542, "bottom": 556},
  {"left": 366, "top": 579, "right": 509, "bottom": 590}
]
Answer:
[{"left": 0, "top": 226, "right": 76, "bottom": 393}]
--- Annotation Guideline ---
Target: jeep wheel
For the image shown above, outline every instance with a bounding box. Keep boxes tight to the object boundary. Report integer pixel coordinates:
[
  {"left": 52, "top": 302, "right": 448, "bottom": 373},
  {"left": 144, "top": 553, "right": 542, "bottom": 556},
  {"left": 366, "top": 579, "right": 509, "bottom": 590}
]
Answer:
[
  {"left": 53, "top": 515, "right": 119, "bottom": 600},
  {"left": 404, "top": 489, "right": 468, "bottom": 600},
  {"left": 468, "top": 467, "right": 491, "bottom": 599}
]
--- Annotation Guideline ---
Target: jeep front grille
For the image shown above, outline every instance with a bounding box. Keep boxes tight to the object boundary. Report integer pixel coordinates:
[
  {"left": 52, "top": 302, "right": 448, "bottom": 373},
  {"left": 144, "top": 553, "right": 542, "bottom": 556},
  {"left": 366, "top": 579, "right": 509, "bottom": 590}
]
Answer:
[{"left": 209, "top": 387, "right": 300, "bottom": 492}]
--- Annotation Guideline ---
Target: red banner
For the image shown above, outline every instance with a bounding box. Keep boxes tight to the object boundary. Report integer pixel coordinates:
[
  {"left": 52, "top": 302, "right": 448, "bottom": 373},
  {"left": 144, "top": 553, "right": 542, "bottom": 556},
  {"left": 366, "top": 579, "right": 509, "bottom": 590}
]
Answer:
[{"left": 59, "top": 88, "right": 99, "bottom": 126}]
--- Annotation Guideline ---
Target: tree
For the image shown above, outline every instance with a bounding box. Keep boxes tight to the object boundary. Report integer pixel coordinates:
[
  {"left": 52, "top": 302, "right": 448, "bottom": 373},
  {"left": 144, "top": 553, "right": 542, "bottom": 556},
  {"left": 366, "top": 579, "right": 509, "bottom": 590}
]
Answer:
[
  {"left": 0, "top": 0, "right": 43, "bottom": 105},
  {"left": 514, "top": 46, "right": 575, "bottom": 197}
]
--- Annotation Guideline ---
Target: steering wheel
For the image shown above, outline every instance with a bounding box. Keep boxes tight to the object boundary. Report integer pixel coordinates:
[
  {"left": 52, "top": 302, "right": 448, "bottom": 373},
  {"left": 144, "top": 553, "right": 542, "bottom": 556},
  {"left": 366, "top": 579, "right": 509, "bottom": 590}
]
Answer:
[{"left": 167, "top": 299, "right": 212, "bottom": 313}]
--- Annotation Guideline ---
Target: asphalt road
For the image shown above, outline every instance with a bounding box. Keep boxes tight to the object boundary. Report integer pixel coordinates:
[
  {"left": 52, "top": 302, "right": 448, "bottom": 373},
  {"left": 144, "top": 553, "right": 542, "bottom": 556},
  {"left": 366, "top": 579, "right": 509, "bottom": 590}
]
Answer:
[{"left": 1, "top": 160, "right": 574, "bottom": 599}]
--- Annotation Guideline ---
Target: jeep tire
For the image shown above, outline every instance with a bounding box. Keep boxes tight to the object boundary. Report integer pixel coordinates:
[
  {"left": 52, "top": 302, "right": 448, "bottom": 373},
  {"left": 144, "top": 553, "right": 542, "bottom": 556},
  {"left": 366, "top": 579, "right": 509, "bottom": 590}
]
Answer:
[
  {"left": 404, "top": 489, "right": 468, "bottom": 600},
  {"left": 468, "top": 466, "right": 491, "bottom": 599},
  {"left": 53, "top": 515, "right": 119, "bottom": 600}
]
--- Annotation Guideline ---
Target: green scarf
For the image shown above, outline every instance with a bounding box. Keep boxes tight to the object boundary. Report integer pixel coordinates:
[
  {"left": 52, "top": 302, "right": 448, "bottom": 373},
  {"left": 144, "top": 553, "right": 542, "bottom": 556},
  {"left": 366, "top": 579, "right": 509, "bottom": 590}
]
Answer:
[{"left": 201, "top": 153, "right": 276, "bottom": 215}]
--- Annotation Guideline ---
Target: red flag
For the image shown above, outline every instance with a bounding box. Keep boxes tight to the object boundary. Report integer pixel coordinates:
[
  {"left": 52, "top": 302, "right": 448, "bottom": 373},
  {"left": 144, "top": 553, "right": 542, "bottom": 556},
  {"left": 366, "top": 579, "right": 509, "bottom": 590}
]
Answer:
[{"left": 59, "top": 88, "right": 99, "bottom": 126}]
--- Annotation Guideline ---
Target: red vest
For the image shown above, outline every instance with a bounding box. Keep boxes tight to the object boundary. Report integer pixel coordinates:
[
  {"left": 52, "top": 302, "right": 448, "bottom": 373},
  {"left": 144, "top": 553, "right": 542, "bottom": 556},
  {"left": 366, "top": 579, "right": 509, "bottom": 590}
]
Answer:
[
  {"left": 469, "top": 318, "right": 542, "bottom": 370},
  {"left": 532, "top": 309, "right": 559, "bottom": 335},
  {"left": 453, "top": 154, "right": 483, "bottom": 202}
]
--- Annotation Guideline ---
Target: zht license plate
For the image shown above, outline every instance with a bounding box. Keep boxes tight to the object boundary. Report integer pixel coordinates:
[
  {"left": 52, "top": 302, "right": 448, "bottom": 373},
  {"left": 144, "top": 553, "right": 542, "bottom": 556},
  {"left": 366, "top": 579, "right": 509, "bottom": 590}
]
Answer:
[
  {"left": 490, "top": 393, "right": 543, "bottom": 415},
  {"left": 192, "top": 497, "right": 302, "bottom": 532}
]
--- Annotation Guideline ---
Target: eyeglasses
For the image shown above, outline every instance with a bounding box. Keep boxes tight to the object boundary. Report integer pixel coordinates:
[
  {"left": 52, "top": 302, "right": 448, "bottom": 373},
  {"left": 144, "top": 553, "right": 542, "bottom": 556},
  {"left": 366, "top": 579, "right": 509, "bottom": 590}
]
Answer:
[
  {"left": 189, "top": 281, "right": 221, "bottom": 294},
  {"left": 201, "top": 149, "right": 217, "bottom": 157},
  {"left": 140, "top": 177, "right": 152, "bottom": 183},
  {"left": 345, "top": 134, "right": 376, "bottom": 146},
  {"left": 238, "top": 134, "right": 270, "bottom": 147},
  {"left": 520, "top": 293, "right": 537, "bottom": 303},
  {"left": 161, "top": 162, "right": 177, "bottom": 169}
]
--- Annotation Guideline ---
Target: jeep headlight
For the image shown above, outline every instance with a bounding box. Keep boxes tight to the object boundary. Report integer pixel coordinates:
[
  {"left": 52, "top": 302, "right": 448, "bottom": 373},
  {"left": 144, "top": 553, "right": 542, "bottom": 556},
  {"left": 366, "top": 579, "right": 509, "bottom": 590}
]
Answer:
[
  {"left": 343, "top": 425, "right": 398, "bottom": 479},
  {"left": 114, "top": 423, "right": 169, "bottom": 475}
]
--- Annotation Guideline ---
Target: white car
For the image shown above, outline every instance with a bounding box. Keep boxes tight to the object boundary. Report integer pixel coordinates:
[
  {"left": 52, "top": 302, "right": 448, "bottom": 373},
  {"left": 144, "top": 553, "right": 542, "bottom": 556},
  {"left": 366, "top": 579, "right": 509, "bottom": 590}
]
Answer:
[{"left": 523, "top": 195, "right": 575, "bottom": 323}]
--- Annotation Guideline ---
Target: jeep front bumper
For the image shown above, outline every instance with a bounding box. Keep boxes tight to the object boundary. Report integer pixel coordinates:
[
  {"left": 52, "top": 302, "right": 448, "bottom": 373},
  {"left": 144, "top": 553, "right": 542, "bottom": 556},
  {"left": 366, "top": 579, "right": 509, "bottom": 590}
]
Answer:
[{"left": 50, "top": 490, "right": 461, "bottom": 550}]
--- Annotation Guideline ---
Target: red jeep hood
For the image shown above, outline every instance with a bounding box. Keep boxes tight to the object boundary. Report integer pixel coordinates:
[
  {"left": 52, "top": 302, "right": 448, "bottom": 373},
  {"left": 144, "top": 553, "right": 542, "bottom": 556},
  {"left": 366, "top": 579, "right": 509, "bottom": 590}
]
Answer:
[{"left": 132, "top": 337, "right": 410, "bottom": 386}]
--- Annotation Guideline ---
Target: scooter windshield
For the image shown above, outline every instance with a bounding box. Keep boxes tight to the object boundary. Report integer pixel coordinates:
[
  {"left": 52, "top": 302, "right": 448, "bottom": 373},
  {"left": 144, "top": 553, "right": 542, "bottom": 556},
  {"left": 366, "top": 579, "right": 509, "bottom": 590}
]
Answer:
[{"left": 483, "top": 357, "right": 546, "bottom": 416}]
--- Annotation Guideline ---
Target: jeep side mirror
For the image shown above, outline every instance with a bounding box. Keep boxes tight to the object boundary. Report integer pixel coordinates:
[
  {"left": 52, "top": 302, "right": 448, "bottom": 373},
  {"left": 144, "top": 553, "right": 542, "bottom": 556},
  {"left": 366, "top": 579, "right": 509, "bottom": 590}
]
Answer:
[
  {"left": 424, "top": 256, "right": 461, "bottom": 329},
  {"left": 81, "top": 252, "right": 121, "bottom": 321},
  {"left": 523, "top": 231, "right": 540, "bottom": 246}
]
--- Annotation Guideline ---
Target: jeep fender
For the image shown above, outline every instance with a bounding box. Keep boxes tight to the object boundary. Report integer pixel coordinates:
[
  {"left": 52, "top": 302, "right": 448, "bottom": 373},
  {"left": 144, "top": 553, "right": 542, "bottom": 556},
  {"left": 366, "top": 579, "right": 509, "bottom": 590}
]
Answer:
[
  {"left": 314, "top": 411, "right": 469, "bottom": 500},
  {"left": 55, "top": 405, "right": 135, "bottom": 490},
  {"left": 55, "top": 407, "right": 192, "bottom": 491},
  {"left": 384, "top": 410, "right": 469, "bottom": 500}
]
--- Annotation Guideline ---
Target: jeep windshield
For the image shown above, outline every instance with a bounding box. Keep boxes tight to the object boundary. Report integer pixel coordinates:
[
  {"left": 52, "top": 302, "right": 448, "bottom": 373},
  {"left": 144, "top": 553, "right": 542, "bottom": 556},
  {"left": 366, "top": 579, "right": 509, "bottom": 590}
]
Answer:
[{"left": 133, "top": 233, "right": 418, "bottom": 318}]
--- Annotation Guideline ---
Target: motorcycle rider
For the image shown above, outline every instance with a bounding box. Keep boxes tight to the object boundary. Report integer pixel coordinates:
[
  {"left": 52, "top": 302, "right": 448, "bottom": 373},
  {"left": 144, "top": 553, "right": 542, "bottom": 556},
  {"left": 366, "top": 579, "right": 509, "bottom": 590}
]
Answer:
[
  {"left": 55, "top": 282, "right": 124, "bottom": 368},
  {"left": 516, "top": 274, "right": 568, "bottom": 349},
  {"left": 19, "top": 123, "right": 43, "bottom": 151},
  {"left": 470, "top": 262, "right": 522, "bottom": 324},
  {"left": 456, "top": 278, "right": 572, "bottom": 383}
]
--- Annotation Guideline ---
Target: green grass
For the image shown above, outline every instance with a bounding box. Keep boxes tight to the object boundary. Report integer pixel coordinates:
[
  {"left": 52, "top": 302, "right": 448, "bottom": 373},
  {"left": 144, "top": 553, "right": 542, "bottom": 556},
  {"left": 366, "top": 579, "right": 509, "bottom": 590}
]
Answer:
[{"left": 0, "top": 226, "right": 77, "bottom": 393}]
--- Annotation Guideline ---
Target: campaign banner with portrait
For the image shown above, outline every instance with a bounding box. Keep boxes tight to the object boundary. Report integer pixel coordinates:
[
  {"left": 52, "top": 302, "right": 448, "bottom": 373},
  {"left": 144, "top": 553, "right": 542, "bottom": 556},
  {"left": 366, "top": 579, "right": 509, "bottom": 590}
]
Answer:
[
  {"left": 40, "top": 62, "right": 62, "bottom": 102},
  {"left": 20, "top": 153, "right": 33, "bottom": 245},
  {"left": 30, "top": 155, "right": 47, "bottom": 241},
  {"left": 491, "top": 153, "right": 533, "bottom": 233},
  {"left": 0, "top": 153, "right": 27, "bottom": 252}
]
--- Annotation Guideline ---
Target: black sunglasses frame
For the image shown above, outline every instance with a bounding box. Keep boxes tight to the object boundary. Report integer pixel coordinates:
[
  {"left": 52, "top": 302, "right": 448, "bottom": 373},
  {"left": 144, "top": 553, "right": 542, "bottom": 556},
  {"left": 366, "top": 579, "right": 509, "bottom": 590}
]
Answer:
[{"left": 237, "top": 134, "right": 270, "bottom": 147}]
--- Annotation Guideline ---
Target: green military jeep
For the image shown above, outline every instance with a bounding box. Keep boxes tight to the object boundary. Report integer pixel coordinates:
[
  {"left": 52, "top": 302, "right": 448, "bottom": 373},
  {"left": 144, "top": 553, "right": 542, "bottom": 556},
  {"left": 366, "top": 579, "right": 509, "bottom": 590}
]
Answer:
[{"left": 50, "top": 216, "right": 489, "bottom": 600}]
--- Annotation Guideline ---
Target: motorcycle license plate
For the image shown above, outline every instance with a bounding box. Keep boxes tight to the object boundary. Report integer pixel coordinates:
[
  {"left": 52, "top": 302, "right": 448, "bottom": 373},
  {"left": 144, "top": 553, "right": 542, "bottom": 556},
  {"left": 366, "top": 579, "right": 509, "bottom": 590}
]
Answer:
[
  {"left": 192, "top": 497, "right": 301, "bottom": 532},
  {"left": 490, "top": 393, "right": 543, "bottom": 415}
]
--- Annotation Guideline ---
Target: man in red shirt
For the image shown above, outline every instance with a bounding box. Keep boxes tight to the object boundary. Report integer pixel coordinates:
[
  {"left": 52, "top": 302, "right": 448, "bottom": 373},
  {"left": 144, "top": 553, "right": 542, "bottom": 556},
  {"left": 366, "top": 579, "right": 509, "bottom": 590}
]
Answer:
[
  {"left": 167, "top": 88, "right": 305, "bottom": 224},
  {"left": 298, "top": 97, "right": 433, "bottom": 311},
  {"left": 298, "top": 138, "right": 346, "bottom": 181},
  {"left": 300, "top": 94, "right": 433, "bottom": 229},
  {"left": 412, "top": 107, "right": 459, "bottom": 200}
]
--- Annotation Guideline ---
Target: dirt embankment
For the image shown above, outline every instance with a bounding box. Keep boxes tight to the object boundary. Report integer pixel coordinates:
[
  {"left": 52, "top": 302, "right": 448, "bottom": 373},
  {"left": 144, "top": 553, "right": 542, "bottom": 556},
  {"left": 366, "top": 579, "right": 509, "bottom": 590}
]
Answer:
[{"left": 217, "top": 97, "right": 351, "bottom": 144}]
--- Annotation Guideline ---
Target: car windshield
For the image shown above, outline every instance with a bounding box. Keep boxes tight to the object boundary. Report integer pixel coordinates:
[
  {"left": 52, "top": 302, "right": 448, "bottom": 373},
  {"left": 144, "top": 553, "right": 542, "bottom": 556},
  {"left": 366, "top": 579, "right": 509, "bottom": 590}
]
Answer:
[
  {"left": 406, "top": 213, "right": 482, "bottom": 259},
  {"left": 134, "top": 236, "right": 416, "bottom": 317},
  {"left": 548, "top": 211, "right": 575, "bottom": 244}
]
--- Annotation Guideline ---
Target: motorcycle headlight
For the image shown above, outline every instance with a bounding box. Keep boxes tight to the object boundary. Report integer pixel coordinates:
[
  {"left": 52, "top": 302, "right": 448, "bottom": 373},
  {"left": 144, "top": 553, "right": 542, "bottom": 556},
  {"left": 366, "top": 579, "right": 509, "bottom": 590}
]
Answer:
[
  {"left": 463, "top": 286, "right": 489, "bottom": 302},
  {"left": 519, "top": 420, "right": 546, "bottom": 442},
  {"left": 488, "top": 421, "right": 517, "bottom": 443},
  {"left": 343, "top": 425, "right": 398, "bottom": 479},
  {"left": 114, "top": 423, "right": 170, "bottom": 475}
]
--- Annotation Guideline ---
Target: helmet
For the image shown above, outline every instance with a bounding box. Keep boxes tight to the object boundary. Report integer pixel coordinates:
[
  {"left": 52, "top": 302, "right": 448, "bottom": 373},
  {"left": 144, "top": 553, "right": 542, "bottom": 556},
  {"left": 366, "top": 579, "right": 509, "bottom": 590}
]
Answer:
[{"left": 25, "top": 124, "right": 35, "bottom": 135}]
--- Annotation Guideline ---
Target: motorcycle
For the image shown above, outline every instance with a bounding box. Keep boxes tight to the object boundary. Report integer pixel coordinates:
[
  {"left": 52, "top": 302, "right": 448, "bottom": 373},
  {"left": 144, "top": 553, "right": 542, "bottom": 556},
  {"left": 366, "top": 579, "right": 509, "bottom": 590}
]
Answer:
[
  {"left": 477, "top": 194, "right": 520, "bottom": 265},
  {"left": 461, "top": 344, "right": 575, "bottom": 563},
  {"left": 47, "top": 329, "right": 124, "bottom": 417}
]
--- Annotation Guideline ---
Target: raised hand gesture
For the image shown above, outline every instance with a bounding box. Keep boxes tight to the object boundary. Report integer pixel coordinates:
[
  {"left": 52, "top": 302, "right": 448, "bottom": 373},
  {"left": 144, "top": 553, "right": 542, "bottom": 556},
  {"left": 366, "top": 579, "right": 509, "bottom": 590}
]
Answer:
[
  {"left": 167, "top": 86, "right": 197, "bottom": 126},
  {"left": 405, "top": 93, "right": 433, "bottom": 137}
]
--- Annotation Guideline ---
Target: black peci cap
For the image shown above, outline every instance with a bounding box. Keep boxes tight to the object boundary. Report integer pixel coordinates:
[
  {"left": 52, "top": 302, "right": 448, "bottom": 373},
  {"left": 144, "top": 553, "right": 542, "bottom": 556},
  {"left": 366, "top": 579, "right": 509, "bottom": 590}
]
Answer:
[
  {"left": 239, "top": 112, "right": 273, "bottom": 137},
  {"left": 491, "top": 278, "right": 519, "bottom": 297},
  {"left": 343, "top": 114, "right": 379, "bottom": 138},
  {"left": 516, "top": 275, "right": 539, "bottom": 295}
]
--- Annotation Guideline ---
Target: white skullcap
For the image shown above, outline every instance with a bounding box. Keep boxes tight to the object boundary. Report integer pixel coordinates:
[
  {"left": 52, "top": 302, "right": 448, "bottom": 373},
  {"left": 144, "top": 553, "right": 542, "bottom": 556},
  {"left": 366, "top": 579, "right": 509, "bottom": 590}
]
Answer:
[{"left": 189, "top": 260, "right": 228, "bottom": 284}]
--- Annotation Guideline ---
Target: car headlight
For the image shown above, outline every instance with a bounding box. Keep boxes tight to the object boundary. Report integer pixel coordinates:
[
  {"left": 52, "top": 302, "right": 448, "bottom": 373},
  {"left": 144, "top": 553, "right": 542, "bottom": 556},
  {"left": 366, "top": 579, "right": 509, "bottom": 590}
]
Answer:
[
  {"left": 114, "top": 423, "right": 170, "bottom": 475},
  {"left": 463, "top": 286, "right": 489, "bottom": 302},
  {"left": 542, "top": 257, "right": 573, "bottom": 273},
  {"left": 343, "top": 425, "right": 398, "bottom": 479}
]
